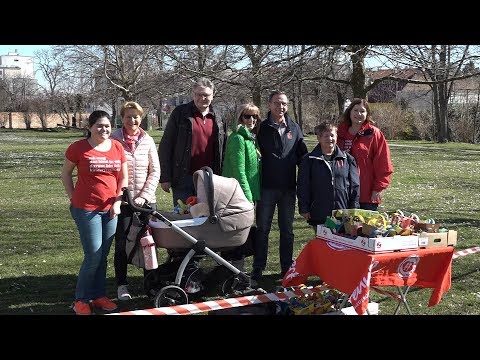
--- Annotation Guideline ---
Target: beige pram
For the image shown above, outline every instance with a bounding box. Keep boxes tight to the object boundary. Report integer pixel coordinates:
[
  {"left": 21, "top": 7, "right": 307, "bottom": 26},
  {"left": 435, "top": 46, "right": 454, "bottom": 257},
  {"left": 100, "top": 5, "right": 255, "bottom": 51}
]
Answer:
[{"left": 122, "top": 166, "right": 260, "bottom": 308}]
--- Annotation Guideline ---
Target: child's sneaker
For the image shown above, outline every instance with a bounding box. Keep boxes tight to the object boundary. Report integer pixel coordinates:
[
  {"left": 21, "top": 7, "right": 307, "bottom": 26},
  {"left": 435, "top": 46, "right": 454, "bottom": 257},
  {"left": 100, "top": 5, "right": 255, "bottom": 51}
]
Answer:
[
  {"left": 91, "top": 297, "right": 118, "bottom": 312},
  {"left": 73, "top": 301, "right": 92, "bottom": 315}
]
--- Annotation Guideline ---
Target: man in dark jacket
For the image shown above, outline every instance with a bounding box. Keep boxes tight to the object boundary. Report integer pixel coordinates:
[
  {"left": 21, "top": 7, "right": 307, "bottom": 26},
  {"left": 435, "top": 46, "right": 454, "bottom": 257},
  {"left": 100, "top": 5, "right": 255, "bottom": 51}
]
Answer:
[
  {"left": 252, "top": 90, "right": 308, "bottom": 284},
  {"left": 158, "top": 78, "right": 227, "bottom": 206}
]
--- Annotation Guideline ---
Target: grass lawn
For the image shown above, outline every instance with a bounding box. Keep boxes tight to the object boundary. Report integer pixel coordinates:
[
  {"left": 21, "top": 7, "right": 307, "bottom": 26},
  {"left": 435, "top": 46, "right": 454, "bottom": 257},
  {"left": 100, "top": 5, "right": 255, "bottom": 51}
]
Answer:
[{"left": 0, "top": 128, "right": 479, "bottom": 315}]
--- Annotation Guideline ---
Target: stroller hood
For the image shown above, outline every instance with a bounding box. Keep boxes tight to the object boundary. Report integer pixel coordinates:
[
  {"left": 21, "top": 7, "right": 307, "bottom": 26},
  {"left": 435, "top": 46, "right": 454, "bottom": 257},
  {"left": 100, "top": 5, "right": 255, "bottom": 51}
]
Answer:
[{"left": 193, "top": 168, "right": 254, "bottom": 233}]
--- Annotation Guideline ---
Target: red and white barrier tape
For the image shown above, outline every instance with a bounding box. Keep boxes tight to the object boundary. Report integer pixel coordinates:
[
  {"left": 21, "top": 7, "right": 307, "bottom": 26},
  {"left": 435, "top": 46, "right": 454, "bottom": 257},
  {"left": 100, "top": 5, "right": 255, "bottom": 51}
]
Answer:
[
  {"left": 453, "top": 246, "right": 480, "bottom": 259},
  {"left": 110, "top": 285, "right": 327, "bottom": 315}
]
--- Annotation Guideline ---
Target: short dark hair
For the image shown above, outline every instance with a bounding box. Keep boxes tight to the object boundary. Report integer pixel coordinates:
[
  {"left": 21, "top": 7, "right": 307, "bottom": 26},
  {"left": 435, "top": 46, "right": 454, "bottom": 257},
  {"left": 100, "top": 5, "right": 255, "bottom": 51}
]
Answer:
[
  {"left": 268, "top": 90, "right": 287, "bottom": 103},
  {"left": 314, "top": 121, "right": 337, "bottom": 136}
]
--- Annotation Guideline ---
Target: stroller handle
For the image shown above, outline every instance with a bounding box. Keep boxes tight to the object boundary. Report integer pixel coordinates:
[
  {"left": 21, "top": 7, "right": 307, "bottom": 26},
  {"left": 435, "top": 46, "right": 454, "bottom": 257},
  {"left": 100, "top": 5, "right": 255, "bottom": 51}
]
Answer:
[{"left": 121, "top": 187, "right": 154, "bottom": 214}]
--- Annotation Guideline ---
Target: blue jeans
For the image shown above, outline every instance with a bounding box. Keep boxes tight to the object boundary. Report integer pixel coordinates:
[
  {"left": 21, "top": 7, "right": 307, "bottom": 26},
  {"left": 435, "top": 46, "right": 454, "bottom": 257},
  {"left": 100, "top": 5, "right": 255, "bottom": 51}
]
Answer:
[
  {"left": 171, "top": 175, "right": 195, "bottom": 208},
  {"left": 70, "top": 206, "right": 117, "bottom": 302},
  {"left": 253, "top": 188, "right": 296, "bottom": 273}
]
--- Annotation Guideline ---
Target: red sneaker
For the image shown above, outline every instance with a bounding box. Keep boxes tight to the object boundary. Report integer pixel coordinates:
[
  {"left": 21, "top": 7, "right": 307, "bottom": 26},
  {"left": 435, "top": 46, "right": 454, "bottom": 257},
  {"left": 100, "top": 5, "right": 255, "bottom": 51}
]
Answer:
[
  {"left": 91, "top": 297, "right": 118, "bottom": 311},
  {"left": 73, "top": 301, "right": 92, "bottom": 315}
]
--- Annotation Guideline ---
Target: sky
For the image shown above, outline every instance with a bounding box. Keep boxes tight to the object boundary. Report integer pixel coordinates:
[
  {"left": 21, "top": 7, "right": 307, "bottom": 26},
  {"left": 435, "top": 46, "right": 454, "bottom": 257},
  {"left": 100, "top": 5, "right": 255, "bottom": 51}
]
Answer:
[{"left": 0, "top": 45, "right": 51, "bottom": 57}]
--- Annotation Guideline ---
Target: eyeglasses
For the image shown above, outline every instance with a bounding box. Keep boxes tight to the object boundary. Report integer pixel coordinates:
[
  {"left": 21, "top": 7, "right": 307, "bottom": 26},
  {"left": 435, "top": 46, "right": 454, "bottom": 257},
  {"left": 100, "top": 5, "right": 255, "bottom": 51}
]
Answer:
[
  {"left": 242, "top": 114, "right": 258, "bottom": 120},
  {"left": 194, "top": 92, "right": 213, "bottom": 98}
]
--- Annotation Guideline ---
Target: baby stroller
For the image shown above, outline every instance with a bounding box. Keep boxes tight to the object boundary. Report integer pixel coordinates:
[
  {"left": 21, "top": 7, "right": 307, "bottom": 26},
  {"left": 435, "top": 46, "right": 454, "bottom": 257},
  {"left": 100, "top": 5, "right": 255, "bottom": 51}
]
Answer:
[{"left": 122, "top": 166, "right": 261, "bottom": 308}]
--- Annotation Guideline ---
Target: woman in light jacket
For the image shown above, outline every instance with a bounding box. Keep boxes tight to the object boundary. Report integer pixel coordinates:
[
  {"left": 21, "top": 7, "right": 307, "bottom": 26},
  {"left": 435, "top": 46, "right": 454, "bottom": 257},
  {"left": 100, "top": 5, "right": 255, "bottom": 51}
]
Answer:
[{"left": 111, "top": 101, "right": 160, "bottom": 301}]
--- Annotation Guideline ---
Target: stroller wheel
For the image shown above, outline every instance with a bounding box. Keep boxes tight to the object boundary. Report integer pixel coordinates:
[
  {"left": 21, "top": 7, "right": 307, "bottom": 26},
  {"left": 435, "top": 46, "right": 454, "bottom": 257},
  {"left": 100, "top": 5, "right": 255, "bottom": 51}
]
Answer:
[
  {"left": 221, "top": 275, "right": 236, "bottom": 296},
  {"left": 144, "top": 262, "right": 179, "bottom": 298},
  {"left": 154, "top": 285, "right": 188, "bottom": 308}
]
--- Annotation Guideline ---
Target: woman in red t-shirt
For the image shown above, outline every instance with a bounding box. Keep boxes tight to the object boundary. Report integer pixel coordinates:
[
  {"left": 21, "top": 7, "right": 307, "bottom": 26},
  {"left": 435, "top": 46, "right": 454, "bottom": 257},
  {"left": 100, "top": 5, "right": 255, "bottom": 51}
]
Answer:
[{"left": 61, "top": 110, "right": 128, "bottom": 315}]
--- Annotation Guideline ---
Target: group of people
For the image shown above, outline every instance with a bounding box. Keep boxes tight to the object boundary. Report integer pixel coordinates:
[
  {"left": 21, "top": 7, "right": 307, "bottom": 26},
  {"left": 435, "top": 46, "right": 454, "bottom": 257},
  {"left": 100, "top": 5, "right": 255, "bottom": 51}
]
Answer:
[{"left": 61, "top": 77, "right": 393, "bottom": 315}]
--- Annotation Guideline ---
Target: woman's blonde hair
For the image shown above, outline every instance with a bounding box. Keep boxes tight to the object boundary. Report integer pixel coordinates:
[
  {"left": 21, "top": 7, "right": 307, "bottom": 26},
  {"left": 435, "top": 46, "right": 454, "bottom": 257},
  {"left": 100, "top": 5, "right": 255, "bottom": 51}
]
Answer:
[
  {"left": 236, "top": 103, "right": 260, "bottom": 135},
  {"left": 120, "top": 101, "right": 144, "bottom": 118}
]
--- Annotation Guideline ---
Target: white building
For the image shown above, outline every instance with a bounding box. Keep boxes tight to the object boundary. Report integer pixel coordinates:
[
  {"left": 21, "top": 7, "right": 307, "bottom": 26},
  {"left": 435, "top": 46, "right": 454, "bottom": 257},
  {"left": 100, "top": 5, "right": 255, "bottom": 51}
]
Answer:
[{"left": 0, "top": 50, "right": 34, "bottom": 80}]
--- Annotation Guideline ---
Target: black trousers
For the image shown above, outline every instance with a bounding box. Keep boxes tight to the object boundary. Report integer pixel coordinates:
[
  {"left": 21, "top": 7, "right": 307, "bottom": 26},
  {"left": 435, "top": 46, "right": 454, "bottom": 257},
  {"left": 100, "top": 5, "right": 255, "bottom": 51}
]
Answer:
[{"left": 114, "top": 204, "right": 156, "bottom": 286}]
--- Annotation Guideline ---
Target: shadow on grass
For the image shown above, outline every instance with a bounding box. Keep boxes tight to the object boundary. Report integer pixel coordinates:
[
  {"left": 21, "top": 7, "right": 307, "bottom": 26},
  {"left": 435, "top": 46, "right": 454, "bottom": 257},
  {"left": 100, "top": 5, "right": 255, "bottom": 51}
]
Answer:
[{"left": 0, "top": 274, "right": 155, "bottom": 315}]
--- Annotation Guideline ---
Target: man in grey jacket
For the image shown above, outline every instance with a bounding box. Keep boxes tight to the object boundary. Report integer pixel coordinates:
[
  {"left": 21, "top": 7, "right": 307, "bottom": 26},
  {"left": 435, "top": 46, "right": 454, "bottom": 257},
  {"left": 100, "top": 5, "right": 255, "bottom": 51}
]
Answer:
[{"left": 158, "top": 78, "right": 227, "bottom": 207}]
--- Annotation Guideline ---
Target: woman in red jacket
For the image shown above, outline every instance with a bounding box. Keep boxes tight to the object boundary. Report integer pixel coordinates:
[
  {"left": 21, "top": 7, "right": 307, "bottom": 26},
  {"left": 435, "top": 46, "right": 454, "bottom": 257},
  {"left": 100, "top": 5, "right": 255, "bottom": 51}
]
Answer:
[{"left": 337, "top": 98, "right": 393, "bottom": 211}]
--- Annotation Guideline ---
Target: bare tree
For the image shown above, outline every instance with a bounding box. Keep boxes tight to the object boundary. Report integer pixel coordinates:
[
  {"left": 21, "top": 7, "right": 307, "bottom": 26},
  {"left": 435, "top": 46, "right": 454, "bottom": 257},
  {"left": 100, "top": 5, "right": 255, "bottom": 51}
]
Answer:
[{"left": 382, "top": 45, "right": 480, "bottom": 142}]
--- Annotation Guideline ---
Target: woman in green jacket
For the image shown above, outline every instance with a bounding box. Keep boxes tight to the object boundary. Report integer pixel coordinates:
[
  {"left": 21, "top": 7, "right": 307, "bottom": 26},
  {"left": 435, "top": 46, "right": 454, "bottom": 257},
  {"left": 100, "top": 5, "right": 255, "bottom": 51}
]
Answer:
[
  {"left": 222, "top": 103, "right": 261, "bottom": 203},
  {"left": 221, "top": 103, "right": 261, "bottom": 275}
]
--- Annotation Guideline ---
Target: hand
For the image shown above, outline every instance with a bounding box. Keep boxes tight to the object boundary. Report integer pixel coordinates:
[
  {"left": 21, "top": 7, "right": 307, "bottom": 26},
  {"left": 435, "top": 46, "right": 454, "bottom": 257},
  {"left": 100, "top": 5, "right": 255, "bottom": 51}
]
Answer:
[
  {"left": 371, "top": 190, "right": 383, "bottom": 202},
  {"left": 134, "top": 197, "right": 146, "bottom": 207},
  {"left": 110, "top": 201, "right": 122, "bottom": 219},
  {"left": 161, "top": 182, "right": 171, "bottom": 193},
  {"left": 301, "top": 212, "right": 311, "bottom": 220}
]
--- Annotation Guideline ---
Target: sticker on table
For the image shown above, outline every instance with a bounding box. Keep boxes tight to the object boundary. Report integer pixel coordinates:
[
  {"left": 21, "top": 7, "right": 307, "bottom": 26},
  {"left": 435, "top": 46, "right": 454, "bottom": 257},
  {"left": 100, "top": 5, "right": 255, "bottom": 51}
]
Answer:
[
  {"left": 398, "top": 255, "right": 420, "bottom": 279},
  {"left": 326, "top": 241, "right": 352, "bottom": 251}
]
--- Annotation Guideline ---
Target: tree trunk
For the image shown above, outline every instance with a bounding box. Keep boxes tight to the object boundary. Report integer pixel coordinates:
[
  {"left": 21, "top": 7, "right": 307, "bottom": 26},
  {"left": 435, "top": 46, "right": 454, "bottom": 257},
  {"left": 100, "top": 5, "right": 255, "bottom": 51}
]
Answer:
[
  {"left": 252, "top": 86, "right": 262, "bottom": 110},
  {"left": 336, "top": 90, "right": 345, "bottom": 116},
  {"left": 349, "top": 45, "right": 368, "bottom": 98},
  {"left": 438, "top": 46, "right": 448, "bottom": 143},
  {"left": 432, "top": 85, "right": 441, "bottom": 141},
  {"left": 111, "top": 97, "right": 117, "bottom": 128},
  {"left": 297, "top": 79, "right": 304, "bottom": 130},
  {"left": 438, "top": 84, "right": 448, "bottom": 143}
]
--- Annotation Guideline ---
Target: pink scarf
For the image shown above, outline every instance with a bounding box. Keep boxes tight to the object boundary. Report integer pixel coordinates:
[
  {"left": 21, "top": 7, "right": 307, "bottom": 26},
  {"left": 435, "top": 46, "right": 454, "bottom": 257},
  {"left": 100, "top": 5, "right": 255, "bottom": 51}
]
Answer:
[{"left": 122, "top": 127, "right": 142, "bottom": 152}]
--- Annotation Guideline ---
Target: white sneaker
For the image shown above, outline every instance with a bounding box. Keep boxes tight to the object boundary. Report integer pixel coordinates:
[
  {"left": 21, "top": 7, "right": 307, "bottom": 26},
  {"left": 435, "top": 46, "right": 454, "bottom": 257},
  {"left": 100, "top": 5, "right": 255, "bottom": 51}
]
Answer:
[{"left": 117, "top": 285, "right": 132, "bottom": 301}]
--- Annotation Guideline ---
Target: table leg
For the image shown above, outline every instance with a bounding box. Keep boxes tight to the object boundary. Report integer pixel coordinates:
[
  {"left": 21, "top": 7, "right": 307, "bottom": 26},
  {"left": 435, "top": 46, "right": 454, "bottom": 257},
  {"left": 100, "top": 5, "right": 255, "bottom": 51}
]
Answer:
[
  {"left": 393, "top": 286, "right": 412, "bottom": 315},
  {"left": 337, "top": 294, "right": 350, "bottom": 310},
  {"left": 336, "top": 294, "right": 374, "bottom": 315}
]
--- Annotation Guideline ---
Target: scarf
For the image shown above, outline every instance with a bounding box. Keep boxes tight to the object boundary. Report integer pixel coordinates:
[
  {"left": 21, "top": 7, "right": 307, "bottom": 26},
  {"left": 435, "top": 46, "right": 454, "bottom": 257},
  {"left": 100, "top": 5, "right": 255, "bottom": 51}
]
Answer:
[{"left": 122, "top": 127, "right": 142, "bottom": 153}]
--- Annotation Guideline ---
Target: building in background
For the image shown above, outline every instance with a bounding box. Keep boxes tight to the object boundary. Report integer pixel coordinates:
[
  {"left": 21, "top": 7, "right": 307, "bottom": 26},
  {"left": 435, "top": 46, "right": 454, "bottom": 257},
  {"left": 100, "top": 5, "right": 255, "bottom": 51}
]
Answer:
[
  {"left": 0, "top": 49, "right": 38, "bottom": 101},
  {"left": 0, "top": 50, "right": 34, "bottom": 80}
]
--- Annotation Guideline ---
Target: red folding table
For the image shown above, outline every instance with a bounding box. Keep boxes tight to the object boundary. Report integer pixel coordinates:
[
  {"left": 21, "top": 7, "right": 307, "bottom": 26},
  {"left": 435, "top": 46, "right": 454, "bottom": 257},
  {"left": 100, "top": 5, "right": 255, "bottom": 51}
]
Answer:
[{"left": 282, "top": 238, "right": 453, "bottom": 315}]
